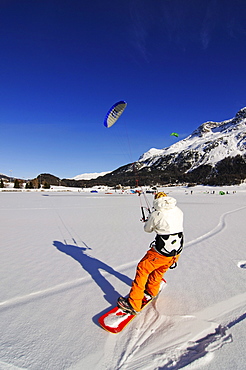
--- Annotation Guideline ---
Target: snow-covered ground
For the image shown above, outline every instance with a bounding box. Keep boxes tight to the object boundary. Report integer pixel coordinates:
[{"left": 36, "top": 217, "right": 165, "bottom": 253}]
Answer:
[{"left": 0, "top": 185, "right": 246, "bottom": 369}]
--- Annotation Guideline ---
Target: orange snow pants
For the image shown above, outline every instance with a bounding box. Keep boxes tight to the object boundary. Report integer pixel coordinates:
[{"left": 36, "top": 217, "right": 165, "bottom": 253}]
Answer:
[{"left": 128, "top": 247, "right": 180, "bottom": 312}]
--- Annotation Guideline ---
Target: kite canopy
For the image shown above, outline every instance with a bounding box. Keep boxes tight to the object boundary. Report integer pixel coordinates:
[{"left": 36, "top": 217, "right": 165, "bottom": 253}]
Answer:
[
  {"left": 170, "top": 132, "right": 179, "bottom": 137},
  {"left": 104, "top": 101, "right": 127, "bottom": 128}
]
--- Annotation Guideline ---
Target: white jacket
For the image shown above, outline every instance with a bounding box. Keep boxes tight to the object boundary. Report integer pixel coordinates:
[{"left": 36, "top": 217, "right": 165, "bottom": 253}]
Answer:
[{"left": 144, "top": 196, "right": 183, "bottom": 235}]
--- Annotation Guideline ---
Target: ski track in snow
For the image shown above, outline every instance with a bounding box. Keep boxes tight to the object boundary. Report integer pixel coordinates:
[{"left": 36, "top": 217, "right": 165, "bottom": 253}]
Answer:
[
  {"left": 100, "top": 292, "right": 246, "bottom": 370},
  {"left": 0, "top": 361, "right": 26, "bottom": 370},
  {"left": 185, "top": 204, "right": 246, "bottom": 248},
  {"left": 0, "top": 260, "right": 137, "bottom": 311}
]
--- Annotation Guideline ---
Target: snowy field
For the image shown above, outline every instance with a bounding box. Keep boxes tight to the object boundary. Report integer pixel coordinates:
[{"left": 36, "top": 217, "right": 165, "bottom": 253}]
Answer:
[{"left": 0, "top": 185, "right": 246, "bottom": 370}]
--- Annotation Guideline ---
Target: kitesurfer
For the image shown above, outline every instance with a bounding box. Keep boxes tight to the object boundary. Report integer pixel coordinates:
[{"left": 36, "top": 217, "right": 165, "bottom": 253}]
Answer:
[{"left": 118, "top": 192, "right": 184, "bottom": 314}]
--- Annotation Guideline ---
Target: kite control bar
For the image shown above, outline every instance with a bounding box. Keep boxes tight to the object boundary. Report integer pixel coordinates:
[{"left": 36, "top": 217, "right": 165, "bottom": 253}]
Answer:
[
  {"left": 139, "top": 191, "right": 151, "bottom": 222},
  {"left": 140, "top": 206, "right": 150, "bottom": 222}
]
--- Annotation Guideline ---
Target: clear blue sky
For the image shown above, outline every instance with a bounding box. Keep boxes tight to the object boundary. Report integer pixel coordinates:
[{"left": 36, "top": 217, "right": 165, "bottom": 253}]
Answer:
[{"left": 1, "top": 0, "right": 246, "bottom": 179}]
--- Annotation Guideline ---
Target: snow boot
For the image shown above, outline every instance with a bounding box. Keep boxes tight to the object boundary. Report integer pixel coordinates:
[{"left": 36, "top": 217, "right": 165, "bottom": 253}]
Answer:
[
  {"left": 144, "top": 290, "right": 154, "bottom": 300},
  {"left": 117, "top": 297, "right": 138, "bottom": 315}
]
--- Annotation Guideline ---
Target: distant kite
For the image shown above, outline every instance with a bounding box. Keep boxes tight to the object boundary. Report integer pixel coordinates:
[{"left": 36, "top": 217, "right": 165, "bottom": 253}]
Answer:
[
  {"left": 104, "top": 101, "right": 127, "bottom": 128},
  {"left": 170, "top": 132, "right": 179, "bottom": 138}
]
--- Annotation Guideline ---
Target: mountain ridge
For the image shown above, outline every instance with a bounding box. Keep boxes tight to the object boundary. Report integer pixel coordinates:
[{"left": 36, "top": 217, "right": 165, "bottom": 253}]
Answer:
[
  {"left": 138, "top": 107, "right": 246, "bottom": 171},
  {"left": 93, "top": 107, "right": 246, "bottom": 186}
]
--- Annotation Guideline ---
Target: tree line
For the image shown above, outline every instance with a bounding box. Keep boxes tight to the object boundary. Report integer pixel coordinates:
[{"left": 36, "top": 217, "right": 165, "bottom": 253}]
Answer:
[{"left": 0, "top": 179, "right": 51, "bottom": 189}]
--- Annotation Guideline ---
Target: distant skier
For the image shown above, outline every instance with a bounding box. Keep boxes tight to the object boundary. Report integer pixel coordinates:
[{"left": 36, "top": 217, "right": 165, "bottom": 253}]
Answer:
[{"left": 118, "top": 192, "right": 184, "bottom": 315}]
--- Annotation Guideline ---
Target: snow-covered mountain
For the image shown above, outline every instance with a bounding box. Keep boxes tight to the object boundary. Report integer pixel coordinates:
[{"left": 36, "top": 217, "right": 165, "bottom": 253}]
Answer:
[
  {"left": 104, "top": 107, "right": 246, "bottom": 186},
  {"left": 0, "top": 174, "right": 10, "bottom": 180},
  {"left": 70, "top": 171, "right": 111, "bottom": 181},
  {"left": 138, "top": 107, "right": 246, "bottom": 172}
]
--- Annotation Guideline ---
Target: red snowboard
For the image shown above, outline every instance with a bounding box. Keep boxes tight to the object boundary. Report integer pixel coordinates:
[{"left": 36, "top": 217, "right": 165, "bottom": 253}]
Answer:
[{"left": 98, "top": 279, "right": 166, "bottom": 334}]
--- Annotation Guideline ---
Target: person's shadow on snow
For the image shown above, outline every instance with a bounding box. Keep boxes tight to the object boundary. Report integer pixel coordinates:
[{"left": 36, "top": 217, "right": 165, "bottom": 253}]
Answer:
[{"left": 53, "top": 240, "right": 132, "bottom": 306}]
